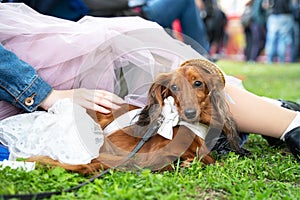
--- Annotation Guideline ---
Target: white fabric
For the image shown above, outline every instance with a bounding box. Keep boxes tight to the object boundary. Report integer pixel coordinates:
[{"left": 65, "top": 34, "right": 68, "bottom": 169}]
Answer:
[
  {"left": 281, "top": 112, "right": 300, "bottom": 141},
  {"left": 0, "top": 99, "right": 104, "bottom": 164},
  {"left": 179, "top": 121, "right": 208, "bottom": 140},
  {"left": 103, "top": 108, "right": 142, "bottom": 135},
  {"left": 157, "top": 97, "right": 180, "bottom": 140},
  {"left": 158, "top": 96, "right": 208, "bottom": 140}
]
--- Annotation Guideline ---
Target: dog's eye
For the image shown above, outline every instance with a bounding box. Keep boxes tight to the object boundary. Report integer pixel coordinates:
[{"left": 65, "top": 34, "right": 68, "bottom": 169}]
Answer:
[
  {"left": 193, "top": 81, "right": 203, "bottom": 88},
  {"left": 170, "top": 84, "right": 179, "bottom": 91}
]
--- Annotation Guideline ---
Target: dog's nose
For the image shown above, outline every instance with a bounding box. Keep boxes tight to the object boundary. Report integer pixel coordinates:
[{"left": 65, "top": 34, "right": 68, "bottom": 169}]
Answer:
[{"left": 184, "top": 108, "right": 197, "bottom": 119}]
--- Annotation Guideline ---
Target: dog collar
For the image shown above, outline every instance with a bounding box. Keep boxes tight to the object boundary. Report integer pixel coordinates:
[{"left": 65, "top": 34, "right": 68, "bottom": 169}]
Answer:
[
  {"left": 179, "top": 121, "right": 208, "bottom": 140},
  {"left": 104, "top": 96, "right": 208, "bottom": 140}
]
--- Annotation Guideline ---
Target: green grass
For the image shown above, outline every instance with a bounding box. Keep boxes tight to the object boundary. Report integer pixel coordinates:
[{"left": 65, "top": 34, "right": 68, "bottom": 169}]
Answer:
[
  {"left": 1, "top": 60, "right": 300, "bottom": 200},
  {"left": 218, "top": 60, "right": 300, "bottom": 102}
]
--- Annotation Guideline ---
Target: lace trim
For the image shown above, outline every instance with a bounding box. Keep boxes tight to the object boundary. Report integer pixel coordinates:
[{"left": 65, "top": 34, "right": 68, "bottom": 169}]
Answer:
[{"left": 0, "top": 99, "right": 104, "bottom": 165}]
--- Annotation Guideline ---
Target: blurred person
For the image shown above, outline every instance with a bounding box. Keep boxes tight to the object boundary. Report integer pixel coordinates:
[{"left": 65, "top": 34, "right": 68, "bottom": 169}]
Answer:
[
  {"left": 247, "top": 0, "right": 267, "bottom": 62},
  {"left": 263, "top": 0, "right": 295, "bottom": 63},
  {"left": 138, "top": 0, "right": 211, "bottom": 55},
  {"left": 292, "top": 0, "right": 300, "bottom": 62},
  {"left": 241, "top": 0, "right": 254, "bottom": 61},
  {"left": 196, "top": 0, "right": 228, "bottom": 58}
]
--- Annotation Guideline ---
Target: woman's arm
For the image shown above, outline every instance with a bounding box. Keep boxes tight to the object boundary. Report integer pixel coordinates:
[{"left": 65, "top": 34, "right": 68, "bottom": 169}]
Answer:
[
  {"left": 0, "top": 44, "right": 52, "bottom": 112},
  {"left": 0, "top": 44, "right": 125, "bottom": 114}
]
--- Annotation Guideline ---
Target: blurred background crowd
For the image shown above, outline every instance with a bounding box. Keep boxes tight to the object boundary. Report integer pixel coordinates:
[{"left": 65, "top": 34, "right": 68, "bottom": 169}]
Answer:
[{"left": 3, "top": 0, "right": 300, "bottom": 63}]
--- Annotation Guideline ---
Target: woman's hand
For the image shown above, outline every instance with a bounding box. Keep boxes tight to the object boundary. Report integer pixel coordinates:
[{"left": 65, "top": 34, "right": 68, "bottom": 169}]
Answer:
[{"left": 40, "top": 88, "right": 125, "bottom": 114}]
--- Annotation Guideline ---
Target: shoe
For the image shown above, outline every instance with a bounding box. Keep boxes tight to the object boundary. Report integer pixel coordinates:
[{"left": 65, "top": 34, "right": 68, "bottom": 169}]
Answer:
[
  {"left": 279, "top": 99, "right": 300, "bottom": 111},
  {"left": 284, "top": 127, "right": 300, "bottom": 162},
  {"left": 262, "top": 99, "right": 300, "bottom": 147},
  {"left": 262, "top": 135, "right": 284, "bottom": 147}
]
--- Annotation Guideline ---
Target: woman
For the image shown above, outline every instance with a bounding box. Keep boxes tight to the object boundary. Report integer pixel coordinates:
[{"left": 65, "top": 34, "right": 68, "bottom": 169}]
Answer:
[
  {"left": 248, "top": 0, "right": 267, "bottom": 62},
  {"left": 0, "top": 3, "right": 299, "bottom": 163}
]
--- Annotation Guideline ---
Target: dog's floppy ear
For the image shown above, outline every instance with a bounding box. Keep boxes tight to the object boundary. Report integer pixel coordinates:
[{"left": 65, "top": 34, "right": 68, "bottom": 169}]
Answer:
[
  {"left": 137, "top": 73, "right": 172, "bottom": 126},
  {"left": 147, "top": 72, "right": 173, "bottom": 107}
]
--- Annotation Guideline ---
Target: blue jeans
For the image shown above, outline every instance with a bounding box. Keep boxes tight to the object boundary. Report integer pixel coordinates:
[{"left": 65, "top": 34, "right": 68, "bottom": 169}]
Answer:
[
  {"left": 265, "top": 14, "right": 294, "bottom": 63},
  {"left": 142, "top": 0, "right": 210, "bottom": 54},
  {"left": 0, "top": 44, "right": 52, "bottom": 112}
]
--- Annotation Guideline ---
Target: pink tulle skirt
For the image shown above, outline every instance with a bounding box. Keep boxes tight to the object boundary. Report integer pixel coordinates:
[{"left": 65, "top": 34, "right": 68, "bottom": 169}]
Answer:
[{"left": 0, "top": 3, "right": 212, "bottom": 119}]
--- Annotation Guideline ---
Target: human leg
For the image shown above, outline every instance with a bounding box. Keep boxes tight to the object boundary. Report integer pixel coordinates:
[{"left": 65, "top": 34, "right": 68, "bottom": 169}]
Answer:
[
  {"left": 225, "top": 84, "right": 297, "bottom": 137},
  {"left": 292, "top": 20, "right": 299, "bottom": 62},
  {"left": 142, "top": 0, "right": 209, "bottom": 53},
  {"left": 244, "top": 27, "right": 252, "bottom": 61},
  {"left": 225, "top": 84, "right": 299, "bottom": 161},
  {"left": 142, "top": 0, "right": 187, "bottom": 28},
  {"left": 178, "top": 0, "right": 210, "bottom": 52},
  {"left": 265, "top": 15, "right": 278, "bottom": 63},
  {"left": 277, "top": 14, "right": 294, "bottom": 63},
  {"left": 249, "top": 23, "right": 265, "bottom": 61}
]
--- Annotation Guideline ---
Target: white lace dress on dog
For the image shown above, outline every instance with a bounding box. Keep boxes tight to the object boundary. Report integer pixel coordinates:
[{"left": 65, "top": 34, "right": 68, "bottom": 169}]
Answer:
[{"left": 0, "top": 99, "right": 104, "bottom": 164}]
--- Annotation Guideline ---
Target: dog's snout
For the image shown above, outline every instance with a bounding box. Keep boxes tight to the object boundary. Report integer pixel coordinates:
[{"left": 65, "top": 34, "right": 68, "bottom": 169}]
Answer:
[{"left": 184, "top": 108, "right": 197, "bottom": 119}]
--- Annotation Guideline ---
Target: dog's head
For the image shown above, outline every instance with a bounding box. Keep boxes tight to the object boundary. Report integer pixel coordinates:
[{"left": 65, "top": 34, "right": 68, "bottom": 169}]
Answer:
[
  {"left": 138, "top": 59, "right": 242, "bottom": 153},
  {"left": 141, "top": 59, "right": 225, "bottom": 123}
]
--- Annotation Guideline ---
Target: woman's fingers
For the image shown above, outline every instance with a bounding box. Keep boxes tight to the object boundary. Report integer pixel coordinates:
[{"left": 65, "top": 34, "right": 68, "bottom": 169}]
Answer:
[
  {"left": 40, "top": 88, "right": 126, "bottom": 114},
  {"left": 74, "top": 99, "right": 111, "bottom": 114},
  {"left": 73, "top": 88, "right": 125, "bottom": 113},
  {"left": 92, "top": 90, "right": 125, "bottom": 108}
]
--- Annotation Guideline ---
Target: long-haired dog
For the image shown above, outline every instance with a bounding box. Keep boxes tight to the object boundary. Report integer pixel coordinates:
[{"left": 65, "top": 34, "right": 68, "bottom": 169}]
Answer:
[{"left": 30, "top": 59, "right": 244, "bottom": 174}]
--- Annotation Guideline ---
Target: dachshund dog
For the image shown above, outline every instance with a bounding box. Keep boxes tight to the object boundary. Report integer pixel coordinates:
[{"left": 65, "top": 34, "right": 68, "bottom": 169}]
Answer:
[{"left": 30, "top": 59, "right": 243, "bottom": 174}]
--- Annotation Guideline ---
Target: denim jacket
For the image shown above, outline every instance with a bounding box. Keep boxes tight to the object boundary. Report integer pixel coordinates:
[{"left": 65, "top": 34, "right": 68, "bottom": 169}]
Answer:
[{"left": 0, "top": 44, "right": 52, "bottom": 112}]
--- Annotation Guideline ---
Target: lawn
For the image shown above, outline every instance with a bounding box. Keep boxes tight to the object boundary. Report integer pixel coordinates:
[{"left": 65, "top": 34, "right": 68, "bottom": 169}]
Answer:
[{"left": 0, "top": 60, "right": 299, "bottom": 200}]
